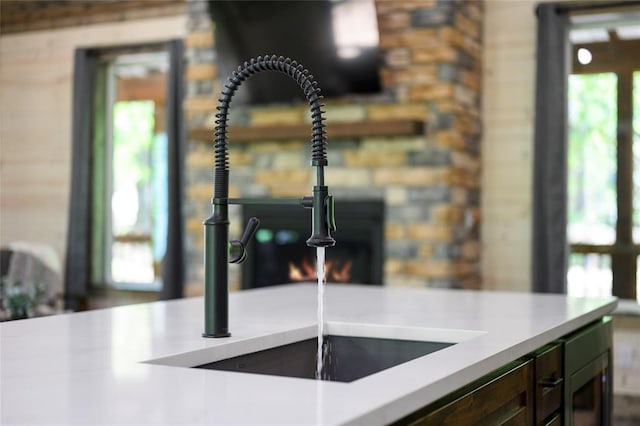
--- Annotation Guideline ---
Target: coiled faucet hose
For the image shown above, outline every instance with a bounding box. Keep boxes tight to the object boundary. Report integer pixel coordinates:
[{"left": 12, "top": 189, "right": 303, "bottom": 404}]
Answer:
[{"left": 213, "top": 55, "right": 328, "bottom": 198}]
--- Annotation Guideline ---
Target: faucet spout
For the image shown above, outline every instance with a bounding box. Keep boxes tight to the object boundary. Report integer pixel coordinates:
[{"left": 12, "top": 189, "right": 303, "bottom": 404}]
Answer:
[{"left": 203, "top": 56, "right": 336, "bottom": 338}]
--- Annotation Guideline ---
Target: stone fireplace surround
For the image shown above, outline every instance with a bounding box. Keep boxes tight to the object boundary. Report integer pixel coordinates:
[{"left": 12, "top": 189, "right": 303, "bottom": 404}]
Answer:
[{"left": 183, "top": 0, "right": 482, "bottom": 295}]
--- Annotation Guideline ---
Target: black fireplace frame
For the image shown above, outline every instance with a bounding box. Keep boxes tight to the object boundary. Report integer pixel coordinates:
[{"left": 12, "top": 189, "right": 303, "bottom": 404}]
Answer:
[{"left": 241, "top": 199, "right": 384, "bottom": 289}]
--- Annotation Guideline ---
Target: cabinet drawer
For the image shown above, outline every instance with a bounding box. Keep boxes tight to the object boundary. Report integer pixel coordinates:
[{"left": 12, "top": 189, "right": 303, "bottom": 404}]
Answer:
[
  {"left": 401, "top": 359, "right": 534, "bottom": 425},
  {"left": 535, "top": 343, "right": 563, "bottom": 424}
]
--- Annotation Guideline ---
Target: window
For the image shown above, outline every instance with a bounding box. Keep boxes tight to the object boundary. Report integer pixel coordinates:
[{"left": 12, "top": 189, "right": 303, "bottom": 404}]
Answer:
[{"left": 568, "top": 19, "right": 640, "bottom": 300}]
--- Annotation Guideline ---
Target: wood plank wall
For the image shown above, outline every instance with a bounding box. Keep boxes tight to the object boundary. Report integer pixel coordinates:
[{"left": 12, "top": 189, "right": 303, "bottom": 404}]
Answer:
[
  {"left": 0, "top": 15, "right": 187, "bottom": 269},
  {"left": 482, "top": 0, "right": 539, "bottom": 291},
  {"left": 0, "top": 0, "right": 185, "bottom": 35}
]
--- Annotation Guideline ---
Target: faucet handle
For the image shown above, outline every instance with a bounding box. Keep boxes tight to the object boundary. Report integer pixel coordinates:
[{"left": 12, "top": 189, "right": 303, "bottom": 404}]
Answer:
[
  {"left": 229, "top": 217, "right": 260, "bottom": 264},
  {"left": 302, "top": 194, "right": 336, "bottom": 231},
  {"left": 326, "top": 195, "right": 336, "bottom": 233}
]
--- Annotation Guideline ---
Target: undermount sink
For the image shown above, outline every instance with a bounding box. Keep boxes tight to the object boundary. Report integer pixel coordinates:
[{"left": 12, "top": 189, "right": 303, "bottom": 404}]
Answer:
[{"left": 146, "top": 323, "right": 485, "bottom": 383}]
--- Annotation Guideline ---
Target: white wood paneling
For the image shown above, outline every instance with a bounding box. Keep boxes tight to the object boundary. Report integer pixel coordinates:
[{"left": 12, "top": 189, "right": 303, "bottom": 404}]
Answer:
[{"left": 482, "top": 0, "right": 539, "bottom": 291}]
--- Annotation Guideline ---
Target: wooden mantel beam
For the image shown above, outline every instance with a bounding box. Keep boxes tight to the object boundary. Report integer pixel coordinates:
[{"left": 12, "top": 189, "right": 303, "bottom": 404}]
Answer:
[{"left": 189, "top": 119, "right": 425, "bottom": 143}]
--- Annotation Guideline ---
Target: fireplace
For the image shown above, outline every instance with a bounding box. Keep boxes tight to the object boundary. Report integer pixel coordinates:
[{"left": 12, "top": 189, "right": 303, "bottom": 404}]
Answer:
[{"left": 241, "top": 200, "right": 384, "bottom": 289}]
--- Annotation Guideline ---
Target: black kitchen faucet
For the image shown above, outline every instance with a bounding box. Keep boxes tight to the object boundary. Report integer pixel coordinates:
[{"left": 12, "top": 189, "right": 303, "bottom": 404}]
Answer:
[{"left": 203, "top": 56, "right": 336, "bottom": 338}]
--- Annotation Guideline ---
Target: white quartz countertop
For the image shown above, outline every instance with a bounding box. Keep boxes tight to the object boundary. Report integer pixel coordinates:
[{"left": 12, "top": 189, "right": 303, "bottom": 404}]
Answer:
[{"left": 1, "top": 284, "right": 616, "bottom": 425}]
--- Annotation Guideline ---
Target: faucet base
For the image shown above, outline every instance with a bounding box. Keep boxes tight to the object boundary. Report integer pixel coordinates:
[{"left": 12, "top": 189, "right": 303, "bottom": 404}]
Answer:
[{"left": 202, "top": 332, "right": 231, "bottom": 338}]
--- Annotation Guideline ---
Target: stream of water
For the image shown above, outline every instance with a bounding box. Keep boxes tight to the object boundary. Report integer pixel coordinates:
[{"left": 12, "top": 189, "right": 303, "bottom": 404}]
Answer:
[{"left": 315, "top": 247, "right": 326, "bottom": 380}]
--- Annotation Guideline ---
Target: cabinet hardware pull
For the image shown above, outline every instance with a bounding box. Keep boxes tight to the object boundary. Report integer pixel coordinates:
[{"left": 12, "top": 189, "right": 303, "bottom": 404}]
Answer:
[{"left": 539, "top": 377, "right": 563, "bottom": 388}]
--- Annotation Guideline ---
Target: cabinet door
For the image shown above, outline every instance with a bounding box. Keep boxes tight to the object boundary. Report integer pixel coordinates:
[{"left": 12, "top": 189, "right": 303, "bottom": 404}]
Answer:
[
  {"left": 400, "top": 359, "right": 534, "bottom": 425},
  {"left": 567, "top": 350, "right": 611, "bottom": 426},
  {"left": 563, "top": 317, "right": 613, "bottom": 425}
]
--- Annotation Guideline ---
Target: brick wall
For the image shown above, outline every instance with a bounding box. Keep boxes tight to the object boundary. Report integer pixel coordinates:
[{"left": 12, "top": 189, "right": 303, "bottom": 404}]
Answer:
[{"left": 183, "top": 0, "right": 483, "bottom": 295}]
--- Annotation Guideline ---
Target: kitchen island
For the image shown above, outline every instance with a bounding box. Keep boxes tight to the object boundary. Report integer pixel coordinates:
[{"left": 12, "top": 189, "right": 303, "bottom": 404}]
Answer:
[{"left": 1, "top": 284, "right": 616, "bottom": 425}]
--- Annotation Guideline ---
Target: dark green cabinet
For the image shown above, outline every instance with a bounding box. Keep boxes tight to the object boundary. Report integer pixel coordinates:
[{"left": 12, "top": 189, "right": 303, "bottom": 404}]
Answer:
[{"left": 563, "top": 317, "right": 612, "bottom": 426}]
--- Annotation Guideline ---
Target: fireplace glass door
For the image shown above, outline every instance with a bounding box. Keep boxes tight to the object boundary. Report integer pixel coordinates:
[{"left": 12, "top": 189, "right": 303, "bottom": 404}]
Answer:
[{"left": 242, "top": 200, "right": 384, "bottom": 289}]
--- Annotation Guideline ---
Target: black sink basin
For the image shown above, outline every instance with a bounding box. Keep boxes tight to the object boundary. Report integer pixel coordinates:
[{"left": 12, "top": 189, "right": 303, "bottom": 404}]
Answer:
[{"left": 194, "top": 335, "right": 453, "bottom": 382}]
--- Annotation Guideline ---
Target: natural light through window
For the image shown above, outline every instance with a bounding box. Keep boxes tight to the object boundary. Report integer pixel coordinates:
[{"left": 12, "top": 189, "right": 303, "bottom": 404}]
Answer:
[
  {"left": 111, "top": 101, "right": 157, "bottom": 284},
  {"left": 567, "top": 73, "right": 617, "bottom": 298}
]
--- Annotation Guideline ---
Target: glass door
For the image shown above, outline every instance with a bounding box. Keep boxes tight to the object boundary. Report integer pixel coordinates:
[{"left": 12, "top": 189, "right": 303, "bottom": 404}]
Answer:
[
  {"left": 96, "top": 49, "right": 169, "bottom": 292},
  {"left": 570, "top": 351, "right": 611, "bottom": 426}
]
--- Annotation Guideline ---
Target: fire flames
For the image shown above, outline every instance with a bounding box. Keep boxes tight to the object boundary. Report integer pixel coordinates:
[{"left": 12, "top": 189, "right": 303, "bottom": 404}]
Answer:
[{"left": 288, "top": 257, "right": 352, "bottom": 283}]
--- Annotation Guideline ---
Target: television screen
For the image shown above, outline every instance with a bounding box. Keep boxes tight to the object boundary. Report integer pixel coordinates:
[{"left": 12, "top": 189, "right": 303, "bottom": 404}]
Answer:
[{"left": 208, "top": 0, "right": 382, "bottom": 105}]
